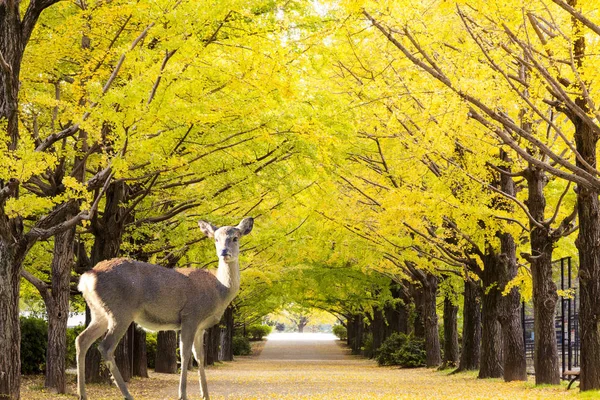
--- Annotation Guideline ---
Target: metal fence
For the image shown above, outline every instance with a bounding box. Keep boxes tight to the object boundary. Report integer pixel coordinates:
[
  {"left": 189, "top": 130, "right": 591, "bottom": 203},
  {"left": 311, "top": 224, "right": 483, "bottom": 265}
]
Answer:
[{"left": 521, "top": 257, "right": 579, "bottom": 375}]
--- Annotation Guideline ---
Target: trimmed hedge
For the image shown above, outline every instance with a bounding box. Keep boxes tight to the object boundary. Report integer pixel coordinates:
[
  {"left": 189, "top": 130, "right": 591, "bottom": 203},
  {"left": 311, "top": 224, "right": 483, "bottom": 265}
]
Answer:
[
  {"left": 21, "top": 316, "right": 48, "bottom": 374},
  {"left": 376, "top": 332, "right": 426, "bottom": 368},
  {"left": 332, "top": 324, "right": 347, "bottom": 340},
  {"left": 232, "top": 336, "right": 252, "bottom": 356},
  {"left": 247, "top": 324, "right": 272, "bottom": 341}
]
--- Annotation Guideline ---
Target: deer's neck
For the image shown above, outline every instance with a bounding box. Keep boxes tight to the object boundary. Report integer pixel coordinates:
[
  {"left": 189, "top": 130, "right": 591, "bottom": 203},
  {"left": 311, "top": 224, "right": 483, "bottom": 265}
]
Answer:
[{"left": 216, "top": 259, "right": 240, "bottom": 300}]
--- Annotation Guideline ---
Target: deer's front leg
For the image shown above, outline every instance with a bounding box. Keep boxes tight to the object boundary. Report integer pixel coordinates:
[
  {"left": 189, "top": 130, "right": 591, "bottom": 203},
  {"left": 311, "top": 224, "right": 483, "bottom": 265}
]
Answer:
[
  {"left": 178, "top": 326, "right": 196, "bottom": 400},
  {"left": 192, "top": 329, "right": 209, "bottom": 400}
]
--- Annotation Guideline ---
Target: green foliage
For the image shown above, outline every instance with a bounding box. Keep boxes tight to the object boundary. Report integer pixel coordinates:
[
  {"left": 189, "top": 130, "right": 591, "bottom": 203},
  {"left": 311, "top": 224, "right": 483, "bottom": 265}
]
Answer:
[
  {"left": 232, "top": 335, "right": 252, "bottom": 356},
  {"left": 247, "top": 324, "right": 272, "bottom": 341},
  {"left": 146, "top": 332, "right": 158, "bottom": 369},
  {"left": 376, "top": 333, "right": 426, "bottom": 368},
  {"left": 332, "top": 324, "right": 347, "bottom": 340},
  {"left": 20, "top": 316, "right": 48, "bottom": 375},
  {"left": 66, "top": 324, "right": 85, "bottom": 368}
]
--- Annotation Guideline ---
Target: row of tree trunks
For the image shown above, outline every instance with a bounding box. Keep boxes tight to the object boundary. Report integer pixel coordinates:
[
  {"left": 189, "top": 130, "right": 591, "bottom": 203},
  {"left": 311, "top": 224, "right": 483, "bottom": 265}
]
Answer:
[{"left": 347, "top": 314, "right": 365, "bottom": 355}]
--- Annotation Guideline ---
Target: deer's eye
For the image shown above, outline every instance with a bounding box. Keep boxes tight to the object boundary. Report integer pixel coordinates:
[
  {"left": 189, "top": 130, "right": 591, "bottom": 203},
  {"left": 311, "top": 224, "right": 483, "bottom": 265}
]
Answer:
[{"left": 232, "top": 237, "right": 238, "bottom": 242}]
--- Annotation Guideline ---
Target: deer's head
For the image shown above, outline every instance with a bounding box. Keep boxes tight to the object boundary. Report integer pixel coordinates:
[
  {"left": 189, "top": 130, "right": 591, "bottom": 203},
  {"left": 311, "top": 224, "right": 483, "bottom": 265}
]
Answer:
[{"left": 198, "top": 217, "right": 254, "bottom": 262}]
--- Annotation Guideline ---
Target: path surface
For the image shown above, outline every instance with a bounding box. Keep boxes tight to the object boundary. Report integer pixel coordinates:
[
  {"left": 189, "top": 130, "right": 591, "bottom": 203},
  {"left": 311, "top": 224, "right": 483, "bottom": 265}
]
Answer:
[{"left": 22, "top": 332, "right": 583, "bottom": 399}]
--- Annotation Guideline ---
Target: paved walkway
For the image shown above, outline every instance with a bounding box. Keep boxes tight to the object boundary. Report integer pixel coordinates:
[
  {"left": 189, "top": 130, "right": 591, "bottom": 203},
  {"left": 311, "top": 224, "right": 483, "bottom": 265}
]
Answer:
[
  {"left": 23, "top": 333, "right": 582, "bottom": 399},
  {"left": 258, "top": 332, "right": 349, "bottom": 361}
]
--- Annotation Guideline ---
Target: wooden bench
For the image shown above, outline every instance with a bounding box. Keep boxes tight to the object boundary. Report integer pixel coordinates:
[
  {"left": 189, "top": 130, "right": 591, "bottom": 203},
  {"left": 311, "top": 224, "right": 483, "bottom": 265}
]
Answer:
[{"left": 563, "top": 369, "right": 580, "bottom": 390}]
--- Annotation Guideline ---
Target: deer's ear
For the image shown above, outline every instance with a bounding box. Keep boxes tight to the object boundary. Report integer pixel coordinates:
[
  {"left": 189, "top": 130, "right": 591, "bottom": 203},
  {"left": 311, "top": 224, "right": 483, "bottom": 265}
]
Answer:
[
  {"left": 237, "top": 217, "right": 254, "bottom": 236},
  {"left": 198, "top": 220, "right": 218, "bottom": 238}
]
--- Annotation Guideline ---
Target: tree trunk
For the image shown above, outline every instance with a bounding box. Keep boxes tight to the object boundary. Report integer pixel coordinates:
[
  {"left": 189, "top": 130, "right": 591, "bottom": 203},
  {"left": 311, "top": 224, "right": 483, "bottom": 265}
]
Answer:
[
  {"left": 205, "top": 325, "right": 220, "bottom": 365},
  {"left": 412, "top": 286, "right": 425, "bottom": 339},
  {"left": 497, "top": 159, "right": 527, "bottom": 382},
  {"left": 297, "top": 316, "right": 308, "bottom": 333},
  {"left": 370, "top": 307, "right": 385, "bottom": 356},
  {"left": 442, "top": 295, "right": 459, "bottom": 369},
  {"left": 155, "top": 331, "right": 178, "bottom": 373},
  {"left": 570, "top": 11, "right": 600, "bottom": 388},
  {"left": 205, "top": 328, "right": 215, "bottom": 366},
  {"left": 0, "top": 242, "right": 24, "bottom": 399},
  {"left": 385, "top": 285, "right": 410, "bottom": 336},
  {"left": 458, "top": 278, "right": 481, "bottom": 371},
  {"left": 349, "top": 314, "right": 364, "bottom": 355},
  {"left": 212, "top": 325, "right": 220, "bottom": 362},
  {"left": 525, "top": 166, "right": 560, "bottom": 385},
  {"left": 0, "top": 5, "right": 28, "bottom": 396},
  {"left": 577, "top": 181, "right": 600, "bottom": 390},
  {"left": 45, "top": 225, "right": 76, "bottom": 393},
  {"left": 422, "top": 274, "right": 441, "bottom": 367},
  {"left": 479, "top": 254, "right": 504, "bottom": 379},
  {"left": 132, "top": 327, "right": 148, "bottom": 377},
  {"left": 220, "top": 307, "right": 234, "bottom": 361}
]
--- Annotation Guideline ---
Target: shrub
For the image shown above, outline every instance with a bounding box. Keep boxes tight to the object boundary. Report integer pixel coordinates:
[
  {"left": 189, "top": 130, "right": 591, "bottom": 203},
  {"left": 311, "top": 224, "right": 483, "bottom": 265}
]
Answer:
[
  {"left": 21, "top": 316, "right": 48, "bottom": 374},
  {"left": 332, "top": 324, "right": 347, "bottom": 340},
  {"left": 232, "top": 336, "right": 251, "bottom": 356},
  {"left": 376, "top": 332, "right": 426, "bottom": 368},
  {"left": 66, "top": 325, "right": 85, "bottom": 368},
  {"left": 247, "top": 324, "right": 272, "bottom": 341},
  {"left": 362, "top": 333, "right": 374, "bottom": 358}
]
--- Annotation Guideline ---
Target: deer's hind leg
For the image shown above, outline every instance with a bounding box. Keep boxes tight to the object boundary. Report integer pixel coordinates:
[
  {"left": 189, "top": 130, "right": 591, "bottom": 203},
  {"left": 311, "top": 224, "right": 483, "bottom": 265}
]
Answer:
[
  {"left": 98, "top": 315, "right": 134, "bottom": 400},
  {"left": 76, "top": 310, "right": 108, "bottom": 400}
]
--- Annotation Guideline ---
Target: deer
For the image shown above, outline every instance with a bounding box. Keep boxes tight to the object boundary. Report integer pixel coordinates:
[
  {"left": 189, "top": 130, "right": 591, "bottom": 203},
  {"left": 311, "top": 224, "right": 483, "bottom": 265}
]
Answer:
[{"left": 75, "top": 217, "right": 254, "bottom": 400}]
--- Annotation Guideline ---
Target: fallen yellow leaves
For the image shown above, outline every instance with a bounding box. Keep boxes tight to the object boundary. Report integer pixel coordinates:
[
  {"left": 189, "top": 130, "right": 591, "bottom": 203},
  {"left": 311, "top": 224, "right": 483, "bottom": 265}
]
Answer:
[{"left": 21, "top": 359, "right": 587, "bottom": 399}]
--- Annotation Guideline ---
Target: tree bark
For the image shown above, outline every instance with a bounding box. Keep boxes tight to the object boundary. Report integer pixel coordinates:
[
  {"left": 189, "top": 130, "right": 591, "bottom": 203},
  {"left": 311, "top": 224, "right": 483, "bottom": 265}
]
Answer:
[
  {"left": 422, "top": 273, "right": 441, "bottom": 367},
  {"left": 525, "top": 166, "right": 560, "bottom": 385},
  {"left": 479, "top": 253, "right": 504, "bottom": 379},
  {"left": 155, "top": 331, "right": 178, "bottom": 373},
  {"left": 412, "top": 286, "right": 425, "bottom": 339},
  {"left": 0, "top": 2, "right": 47, "bottom": 396},
  {"left": 497, "top": 154, "right": 527, "bottom": 382},
  {"left": 569, "top": 8, "right": 600, "bottom": 388},
  {"left": 132, "top": 327, "right": 148, "bottom": 378},
  {"left": 220, "top": 306, "right": 234, "bottom": 361},
  {"left": 45, "top": 225, "right": 76, "bottom": 393},
  {"left": 497, "top": 235, "right": 527, "bottom": 381},
  {"left": 442, "top": 295, "right": 459, "bottom": 369},
  {"left": 457, "top": 277, "right": 481, "bottom": 371},
  {"left": 0, "top": 241, "right": 25, "bottom": 399},
  {"left": 369, "top": 307, "right": 385, "bottom": 356},
  {"left": 349, "top": 314, "right": 364, "bottom": 355}
]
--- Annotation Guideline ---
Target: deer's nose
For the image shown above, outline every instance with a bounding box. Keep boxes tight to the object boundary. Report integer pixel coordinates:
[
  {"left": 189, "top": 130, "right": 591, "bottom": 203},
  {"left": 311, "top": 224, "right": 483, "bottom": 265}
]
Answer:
[{"left": 220, "top": 249, "right": 229, "bottom": 257}]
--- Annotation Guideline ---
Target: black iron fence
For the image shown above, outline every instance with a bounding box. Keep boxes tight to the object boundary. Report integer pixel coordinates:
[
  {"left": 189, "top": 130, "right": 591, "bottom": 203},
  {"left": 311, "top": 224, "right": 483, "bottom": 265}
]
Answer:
[{"left": 521, "top": 257, "right": 579, "bottom": 375}]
